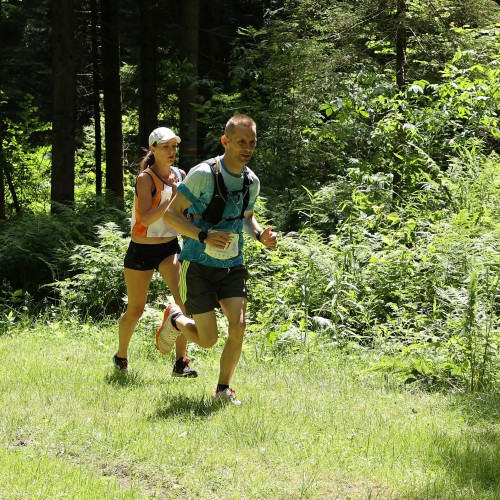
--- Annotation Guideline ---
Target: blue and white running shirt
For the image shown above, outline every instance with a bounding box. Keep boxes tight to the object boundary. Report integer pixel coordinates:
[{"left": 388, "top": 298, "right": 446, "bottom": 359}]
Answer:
[{"left": 176, "top": 156, "right": 260, "bottom": 268}]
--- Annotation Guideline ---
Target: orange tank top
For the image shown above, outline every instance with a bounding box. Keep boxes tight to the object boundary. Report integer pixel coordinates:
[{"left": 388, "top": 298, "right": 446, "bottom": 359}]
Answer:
[{"left": 130, "top": 166, "right": 182, "bottom": 238}]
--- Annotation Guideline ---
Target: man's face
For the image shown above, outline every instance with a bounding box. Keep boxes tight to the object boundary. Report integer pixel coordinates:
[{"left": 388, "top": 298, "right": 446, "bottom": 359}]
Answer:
[{"left": 222, "top": 125, "right": 257, "bottom": 168}]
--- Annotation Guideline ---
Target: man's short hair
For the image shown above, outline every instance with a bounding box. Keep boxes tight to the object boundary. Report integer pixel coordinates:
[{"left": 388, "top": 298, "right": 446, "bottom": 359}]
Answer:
[{"left": 224, "top": 114, "right": 256, "bottom": 136}]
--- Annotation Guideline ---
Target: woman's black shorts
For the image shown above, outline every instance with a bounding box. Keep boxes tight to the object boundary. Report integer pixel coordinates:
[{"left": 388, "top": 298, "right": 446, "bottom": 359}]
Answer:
[{"left": 124, "top": 239, "right": 181, "bottom": 271}]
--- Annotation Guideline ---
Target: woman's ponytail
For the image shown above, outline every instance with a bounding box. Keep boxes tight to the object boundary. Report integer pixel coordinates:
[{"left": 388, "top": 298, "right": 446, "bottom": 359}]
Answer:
[{"left": 139, "top": 150, "right": 155, "bottom": 171}]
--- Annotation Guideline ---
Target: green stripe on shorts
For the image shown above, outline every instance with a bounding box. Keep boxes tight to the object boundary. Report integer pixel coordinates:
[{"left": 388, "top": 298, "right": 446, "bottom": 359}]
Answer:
[{"left": 179, "top": 260, "right": 190, "bottom": 303}]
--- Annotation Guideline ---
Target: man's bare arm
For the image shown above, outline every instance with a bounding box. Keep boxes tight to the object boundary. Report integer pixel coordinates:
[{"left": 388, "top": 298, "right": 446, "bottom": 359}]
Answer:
[
  {"left": 243, "top": 210, "right": 277, "bottom": 248},
  {"left": 164, "top": 193, "right": 231, "bottom": 248}
]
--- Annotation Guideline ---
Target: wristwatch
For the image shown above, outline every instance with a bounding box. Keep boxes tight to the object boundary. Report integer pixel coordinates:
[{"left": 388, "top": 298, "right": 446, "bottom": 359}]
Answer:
[{"left": 198, "top": 230, "right": 208, "bottom": 243}]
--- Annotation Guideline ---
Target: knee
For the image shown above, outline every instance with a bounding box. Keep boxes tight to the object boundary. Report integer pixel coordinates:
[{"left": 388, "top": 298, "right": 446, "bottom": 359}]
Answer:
[
  {"left": 228, "top": 319, "right": 246, "bottom": 342},
  {"left": 199, "top": 334, "right": 218, "bottom": 349},
  {"left": 124, "top": 305, "right": 145, "bottom": 322}
]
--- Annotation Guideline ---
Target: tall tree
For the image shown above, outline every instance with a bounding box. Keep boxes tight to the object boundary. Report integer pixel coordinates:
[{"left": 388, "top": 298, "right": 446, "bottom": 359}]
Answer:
[
  {"left": 395, "top": 0, "right": 406, "bottom": 90},
  {"left": 0, "top": 167, "right": 4, "bottom": 220},
  {"left": 0, "top": 120, "right": 6, "bottom": 218},
  {"left": 179, "top": 0, "right": 199, "bottom": 171},
  {"left": 138, "top": 0, "right": 158, "bottom": 149},
  {"left": 0, "top": 159, "right": 21, "bottom": 215},
  {"left": 51, "top": 0, "right": 76, "bottom": 209},
  {"left": 0, "top": 0, "right": 3, "bottom": 219},
  {"left": 101, "top": 0, "right": 124, "bottom": 202},
  {"left": 0, "top": 156, "right": 21, "bottom": 215},
  {"left": 91, "top": 0, "right": 103, "bottom": 196},
  {"left": 393, "top": 0, "right": 406, "bottom": 199}
]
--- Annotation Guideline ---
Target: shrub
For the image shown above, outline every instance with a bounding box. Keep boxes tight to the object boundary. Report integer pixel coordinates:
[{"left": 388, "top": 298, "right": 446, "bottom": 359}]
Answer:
[
  {"left": 0, "top": 200, "right": 128, "bottom": 305},
  {"left": 49, "top": 223, "right": 168, "bottom": 319},
  {"left": 245, "top": 150, "right": 499, "bottom": 390}
]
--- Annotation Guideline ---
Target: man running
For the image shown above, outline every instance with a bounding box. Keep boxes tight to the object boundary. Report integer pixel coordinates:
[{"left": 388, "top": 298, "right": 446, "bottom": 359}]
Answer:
[{"left": 156, "top": 114, "right": 277, "bottom": 404}]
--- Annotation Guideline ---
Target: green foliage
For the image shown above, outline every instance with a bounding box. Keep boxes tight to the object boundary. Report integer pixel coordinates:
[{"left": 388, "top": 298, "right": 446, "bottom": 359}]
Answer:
[
  {"left": 246, "top": 230, "right": 336, "bottom": 355},
  {"left": 49, "top": 223, "right": 129, "bottom": 318},
  {"left": 1, "top": 96, "right": 51, "bottom": 213},
  {"left": 0, "top": 200, "right": 128, "bottom": 303},
  {"left": 49, "top": 223, "right": 166, "bottom": 319},
  {"left": 205, "top": 5, "right": 500, "bottom": 234},
  {"left": 243, "top": 145, "right": 499, "bottom": 390},
  {"left": 0, "top": 282, "right": 33, "bottom": 336},
  {"left": 292, "top": 26, "right": 500, "bottom": 215},
  {"left": 364, "top": 0, "right": 500, "bottom": 83},
  {"left": 198, "top": 0, "right": 375, "bottom": 198},
  {"left": 0, "top": 208, "right": 80, "bottom": 298}
]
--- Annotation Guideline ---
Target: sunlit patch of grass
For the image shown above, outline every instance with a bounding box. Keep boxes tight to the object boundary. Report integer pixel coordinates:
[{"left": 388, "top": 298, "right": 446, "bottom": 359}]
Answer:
[{"left": 0, "top": 322, "right": 498, "bottom": 499}]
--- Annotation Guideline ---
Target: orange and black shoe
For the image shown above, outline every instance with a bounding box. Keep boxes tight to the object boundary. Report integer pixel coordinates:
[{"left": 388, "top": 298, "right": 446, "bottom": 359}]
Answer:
[
  {"left": 113, "top": 354, "right": 128, "bottom": 371},
  {"left": 172, "top": 357, "right": 198, "bottom": 378},
  {"left": 156, "top": 304, "right": 182, "bottom": 355}
]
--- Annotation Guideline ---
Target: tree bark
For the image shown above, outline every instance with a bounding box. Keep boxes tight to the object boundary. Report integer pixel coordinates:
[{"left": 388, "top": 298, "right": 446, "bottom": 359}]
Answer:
[
  {"left": 101, "top": 0, "right": 124, "bottom": 202},
  {"left": 138, "top": 0, "right": 158, "bottom": 149},
  {"left": 393, "top": 0, "right": 406, "bottom": 200},
  {"left": 396, "top": 0, "right": 406, "bottom": 90},
  {"left": 179, "top": 0, "right": 199, "bottom": 171},
  {"left": 0, "top": 117, "right": 5, "bottom": 218},
  {"left": 91, "top": 0, "right": 102, "bottom": 196},
  {"left": 1, "top": 163, "right": 21, "bottom": 215},
  {"left": 51, "top": 0, "right": 76, "bottom": 210},
  {"left": 0, "top": 162, "right": 4, "bottom": 219}
]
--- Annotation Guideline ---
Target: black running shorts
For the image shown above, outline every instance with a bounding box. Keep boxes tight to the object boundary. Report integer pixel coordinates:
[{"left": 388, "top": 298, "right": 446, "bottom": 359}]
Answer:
[
  {"left": 124, "top": 239, "right": 181, "bottom": 271},
  {"left": 180, "top": 261, "right": 248, "bottom": 315}
]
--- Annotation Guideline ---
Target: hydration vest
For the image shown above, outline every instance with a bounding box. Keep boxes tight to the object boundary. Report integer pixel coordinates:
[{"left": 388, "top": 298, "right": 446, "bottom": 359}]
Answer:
[{"left": 201, "top": 158, "right": 252, "bottom": 225}]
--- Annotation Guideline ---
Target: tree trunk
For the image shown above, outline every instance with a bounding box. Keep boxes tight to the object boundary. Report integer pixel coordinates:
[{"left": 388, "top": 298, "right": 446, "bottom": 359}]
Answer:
[
  {"left": 1, "top": 163, "right": 21, "bottom": 215},
  {"left": 0, "top": 163, "right": 4, "bottom": 219},
  {"left": 179, "top": 0, "right": 199, "bottom": 171},
  {"left": 0, "top": 1, "right": 5, "bottom": 219},
  {"left": 0, "top": 117, "right": 21, "bottom": 215},
  {"left": 0, "top": 118, "right": 5, "bottom": 218},
  {"left": 138, "top": 0, "right": 158, "bottom": 149},
  {"left": 91, "top": 0, "right": 102, "bottom": 196},
  {"left": 101, "top": 0, "right": 124, "bottom": 202},
  {"left": 393, "top": 0, "right": 406, "bottom": 200},
  {"left": 396, "top": 0, "right": 406, "bottom": 90},
  {"left": 51, "top": 0, "right": 76, "bottom": 210}
]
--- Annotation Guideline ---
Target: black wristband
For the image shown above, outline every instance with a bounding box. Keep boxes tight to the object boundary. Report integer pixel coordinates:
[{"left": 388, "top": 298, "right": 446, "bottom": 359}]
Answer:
[
  {"left": 256, "top": 230, "right": 264, "bottom": 242},
  {"left": 198, "top": 230, "right": 208, "bottom": 243}
]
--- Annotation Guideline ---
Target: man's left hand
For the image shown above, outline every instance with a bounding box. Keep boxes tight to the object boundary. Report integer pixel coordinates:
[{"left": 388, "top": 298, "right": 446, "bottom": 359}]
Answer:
[{"left": 260, "top": 227, "right": 277, "bottom": 248}]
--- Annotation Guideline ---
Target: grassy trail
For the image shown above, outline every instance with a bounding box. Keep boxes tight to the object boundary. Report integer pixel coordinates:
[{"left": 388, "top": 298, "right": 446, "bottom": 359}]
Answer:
[{"left": 0, "top": 322, "right": 498, "bottom": 499}]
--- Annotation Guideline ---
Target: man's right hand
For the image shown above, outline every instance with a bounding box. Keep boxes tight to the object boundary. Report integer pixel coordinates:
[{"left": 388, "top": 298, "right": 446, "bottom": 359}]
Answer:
[{"left": 205, "top": 231, "right": 231, "bottom": 249}]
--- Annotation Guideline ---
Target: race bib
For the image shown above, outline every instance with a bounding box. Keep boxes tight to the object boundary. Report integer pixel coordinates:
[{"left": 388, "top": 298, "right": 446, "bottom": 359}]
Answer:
[{"left": 204, "top": 231, "right": 239, "bottom": 260}]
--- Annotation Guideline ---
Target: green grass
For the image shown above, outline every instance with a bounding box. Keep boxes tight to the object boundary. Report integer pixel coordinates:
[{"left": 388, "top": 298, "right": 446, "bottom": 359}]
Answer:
[{"left": 0, "top": 318, "right": 498, "bottom": 499}]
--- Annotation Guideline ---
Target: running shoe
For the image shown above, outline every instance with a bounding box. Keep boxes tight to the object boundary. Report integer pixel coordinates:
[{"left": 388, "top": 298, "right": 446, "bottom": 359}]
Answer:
[
  {"left": 155, "top": 304, "right": 182, "bottom": 355},
  {"left": 172, "top": 357, "right": 198, "bottom": 378},
  {"left": 212, "top": 388, "right": 242, "bottom": 405},
  {"left": 113, "top": 354, "right": 128, "bottom": 371}
]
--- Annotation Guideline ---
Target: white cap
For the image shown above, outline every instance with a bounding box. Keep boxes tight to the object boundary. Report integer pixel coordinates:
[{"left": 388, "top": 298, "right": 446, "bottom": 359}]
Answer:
[{"left": 148, "top": 127, "right": 181, "bottom": 146}]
